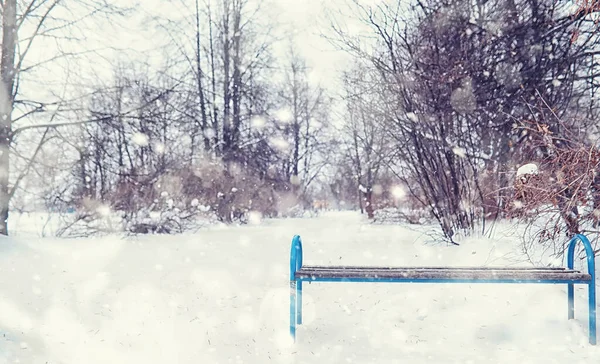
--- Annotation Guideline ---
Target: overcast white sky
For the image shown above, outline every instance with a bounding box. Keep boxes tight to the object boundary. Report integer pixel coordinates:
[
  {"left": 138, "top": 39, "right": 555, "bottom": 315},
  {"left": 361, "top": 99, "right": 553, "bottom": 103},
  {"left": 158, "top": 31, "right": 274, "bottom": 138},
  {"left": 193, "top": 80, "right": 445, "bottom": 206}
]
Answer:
[
  {"left": 123, "top": 0, "right": 353, "bottom": 90},
  {"left": 267, "top": 0, "right": 352, "bottom": 86}
]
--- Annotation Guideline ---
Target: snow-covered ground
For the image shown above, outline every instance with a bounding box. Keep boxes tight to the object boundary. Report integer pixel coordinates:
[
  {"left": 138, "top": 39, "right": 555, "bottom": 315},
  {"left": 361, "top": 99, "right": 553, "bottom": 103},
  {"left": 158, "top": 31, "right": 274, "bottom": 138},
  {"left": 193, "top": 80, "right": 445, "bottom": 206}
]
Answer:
[{"left": 0, "top": 211, "right": 598, "bottom": 363}]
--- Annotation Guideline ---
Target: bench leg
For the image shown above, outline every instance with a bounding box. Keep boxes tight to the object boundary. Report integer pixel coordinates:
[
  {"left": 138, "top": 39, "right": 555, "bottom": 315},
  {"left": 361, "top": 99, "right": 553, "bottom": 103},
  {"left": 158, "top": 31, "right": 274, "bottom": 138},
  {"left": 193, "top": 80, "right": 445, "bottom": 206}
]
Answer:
[
  {"left": 589, "top": 282, "right": 597, "bottom": 345},
  {"left": 297, "top": 281, "right": 303, "bottom": 325},
  {"left": 290, "top": 280, "right": 297, "bottom": 341},
  {"left": 568, "top": 283, "right": 574, "bottom": 320}
]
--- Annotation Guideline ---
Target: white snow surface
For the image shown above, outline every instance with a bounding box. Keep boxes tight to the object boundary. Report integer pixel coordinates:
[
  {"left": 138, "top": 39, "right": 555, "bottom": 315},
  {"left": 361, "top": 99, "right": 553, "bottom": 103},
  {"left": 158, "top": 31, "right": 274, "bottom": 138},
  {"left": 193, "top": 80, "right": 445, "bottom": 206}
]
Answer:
[
  {"left": 517, "top": 163, "right": 539, "bottom": 177},
  {"left": 0, "top": 211, "right": 598, "bottom": 363}
]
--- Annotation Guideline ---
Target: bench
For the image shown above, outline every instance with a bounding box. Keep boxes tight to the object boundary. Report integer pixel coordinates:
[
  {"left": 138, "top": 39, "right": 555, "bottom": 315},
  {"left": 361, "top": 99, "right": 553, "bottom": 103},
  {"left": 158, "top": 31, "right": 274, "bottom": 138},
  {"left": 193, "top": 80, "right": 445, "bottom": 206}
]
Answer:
[{"left": 289, "top": 234, "right": 597, "bottom": 345}]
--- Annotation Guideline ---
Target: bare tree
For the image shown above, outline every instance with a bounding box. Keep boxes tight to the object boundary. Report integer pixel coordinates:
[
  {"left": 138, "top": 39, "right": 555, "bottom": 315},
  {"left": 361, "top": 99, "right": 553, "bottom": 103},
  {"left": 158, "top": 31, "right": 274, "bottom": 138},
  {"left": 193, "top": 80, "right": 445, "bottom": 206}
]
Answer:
[
  {"left": 0, "top": 0, "right": 18, "bottom": 235},
  {"left": 341, "top": 63, "right": 396, "bottom": 219},
  {"left": 0, "top": 0, "right": 131, "bottom": 235},
  {"left": 509, "top": 115, "right": 600, "bottom": 258},
  {"left": 155, "top": 0, "right": 273, "bottom": 163},
  {"left": 328, "top": 0, "right": 600, "bottom": 242},
  {"left": 274, "top": 44, "right": 330, "bottom": 206}
]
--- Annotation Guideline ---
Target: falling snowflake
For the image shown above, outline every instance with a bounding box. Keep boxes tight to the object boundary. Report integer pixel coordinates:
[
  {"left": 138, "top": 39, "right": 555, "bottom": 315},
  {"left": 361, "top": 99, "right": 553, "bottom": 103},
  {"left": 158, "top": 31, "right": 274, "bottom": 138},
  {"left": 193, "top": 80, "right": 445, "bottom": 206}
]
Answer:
[
  {"left": 290, "top": 175, "right": 301, "bottom": 185},
  {"left": 204, "top": 128, "right": 216, "bottom": 138},
  {"left": 275, "top": 108, "right": 293, "bottom": 123},
  {"left": 373, "top": 184, "right": 383, "bottom": 195},
  {"left": 495, "top": 63, "right": 522, "bottom": 89},
  {"left": 270, "top": 137, "right": 290, "bottom": 151},
  {"left": 251, "top": 115, "right": 267, "bottom": 129},
  {"left": 132, "top": 132, "right": 149, "bottom": 146},
  {"left": 153, "top": 142, "right": 166, "bottom": 154},
  {"left": 450, "top": 78, "right": 476, "bottom": 114},
  {"left": 391, "top": 185, "right": 406, "bottom": 199},
  {"left": 96, "top": 204, "right": 111, "bottom": 216},
  {"left": 452, "top": 147, "right": 467, "bottom": 158},
  {"left": 407, "top": 112, "right": 418, "bottom": 122},
  {"left": 247, "top": 211, "right": 262, "bottom": 225}
]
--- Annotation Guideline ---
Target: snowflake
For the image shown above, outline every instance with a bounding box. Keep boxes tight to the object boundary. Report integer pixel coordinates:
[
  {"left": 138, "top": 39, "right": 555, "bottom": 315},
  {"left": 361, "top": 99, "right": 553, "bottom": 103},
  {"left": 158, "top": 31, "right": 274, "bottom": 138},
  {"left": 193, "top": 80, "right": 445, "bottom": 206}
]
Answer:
[
  {"left": 452, "top": 147, "right": 467, "bottom": 158},
  {"left": 391, "top": 185, "right": 406, "bottom": 199},
  {"left": 132, "top": 132, "right": 149, "bottom": 146},
  {"left": 275, "top": 108, "right": 293, "bottom": 123}
]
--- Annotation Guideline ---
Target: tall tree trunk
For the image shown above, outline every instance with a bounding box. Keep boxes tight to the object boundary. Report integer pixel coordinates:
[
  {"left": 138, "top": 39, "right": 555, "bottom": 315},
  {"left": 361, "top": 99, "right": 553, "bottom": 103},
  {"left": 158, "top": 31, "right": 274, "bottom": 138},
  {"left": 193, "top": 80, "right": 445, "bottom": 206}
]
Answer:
[
  {"left": 365, "top": 190, "right": 374, "bottom": 219},
  {"left": 221, "top": 0, "right": 232, "bottom": 160},
  {"left": 0, "top": 0, "right": 17, "bottom": 235},
  {"left": 292, "top": 62, "right": 300, "bottom": 179},
  {"left": 365, "top": 147, "right": 374, "bottom": 219},
  {"left": 231, "top": 0, "right": 242, "bottom": 162},
  {"left": 352, "top": 128, "right": 363, "bottom": 214},
  {"left": 195, "top": 0, "right": 210, "bottom": 153},
  {"left": 208, "top": 0, "right": 219, "bottom": 154}
]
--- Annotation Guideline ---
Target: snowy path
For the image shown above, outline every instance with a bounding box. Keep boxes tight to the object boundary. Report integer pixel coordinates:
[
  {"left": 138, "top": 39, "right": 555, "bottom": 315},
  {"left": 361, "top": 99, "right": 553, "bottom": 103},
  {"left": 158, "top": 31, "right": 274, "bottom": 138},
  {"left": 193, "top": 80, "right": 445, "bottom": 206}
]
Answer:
[{"left": 0, "top": 211, "right": 598, "bottom": 363}]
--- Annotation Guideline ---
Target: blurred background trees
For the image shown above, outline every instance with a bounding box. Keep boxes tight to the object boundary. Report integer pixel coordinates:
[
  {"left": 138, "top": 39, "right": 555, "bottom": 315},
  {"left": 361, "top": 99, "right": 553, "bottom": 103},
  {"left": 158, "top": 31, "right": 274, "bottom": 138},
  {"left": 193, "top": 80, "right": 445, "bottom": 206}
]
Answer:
[{"left": 3, "top": 0, "right": 600, "bottom": 249}]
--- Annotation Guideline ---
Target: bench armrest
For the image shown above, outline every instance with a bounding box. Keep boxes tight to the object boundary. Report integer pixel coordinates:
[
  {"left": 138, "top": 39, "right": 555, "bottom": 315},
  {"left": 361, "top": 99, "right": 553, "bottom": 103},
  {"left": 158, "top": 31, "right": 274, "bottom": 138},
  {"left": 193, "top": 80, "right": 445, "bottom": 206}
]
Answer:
[
  {"left": 567, "top": 234, "right": 595, "bottom": 276},
  {"left": 290, "top": 235, "right": 303, "bottom": 280}
]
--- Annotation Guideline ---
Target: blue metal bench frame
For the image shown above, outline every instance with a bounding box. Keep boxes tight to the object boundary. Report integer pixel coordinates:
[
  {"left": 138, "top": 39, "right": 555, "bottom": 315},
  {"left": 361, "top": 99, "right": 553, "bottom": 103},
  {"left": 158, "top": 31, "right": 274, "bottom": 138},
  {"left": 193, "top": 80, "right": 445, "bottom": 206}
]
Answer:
[{"left": 289, "top": 234, "right": 597, "bottom": 345}]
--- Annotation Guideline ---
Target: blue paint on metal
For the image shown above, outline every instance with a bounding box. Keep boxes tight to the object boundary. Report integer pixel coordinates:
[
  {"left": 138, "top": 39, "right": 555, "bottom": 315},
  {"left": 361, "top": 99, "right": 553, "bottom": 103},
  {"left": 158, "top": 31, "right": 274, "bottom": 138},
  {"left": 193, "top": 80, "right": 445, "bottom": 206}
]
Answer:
[
  {"left": 568, "top": 282, "right": 575, "bottom": 320},
  {"left": 288, "top": 234, "right": 597, "bottom": 345},
  {"left": 290, "top": 235, "right": 302, "bottom": 342},
  {"left": 297, "top": 281, "right": 303, "bottom": 325},
  {"left": 297, "top": 237, "right": 303, "bottom": 326},
  {"left": 290, "top": 235, "right": 301, "bottom": 280},
  {"left": 567, "top": 234, "right": 596, "bottom": 345},
  {"left": 290, "top": 280, "right": 296, "bottom": 341}
]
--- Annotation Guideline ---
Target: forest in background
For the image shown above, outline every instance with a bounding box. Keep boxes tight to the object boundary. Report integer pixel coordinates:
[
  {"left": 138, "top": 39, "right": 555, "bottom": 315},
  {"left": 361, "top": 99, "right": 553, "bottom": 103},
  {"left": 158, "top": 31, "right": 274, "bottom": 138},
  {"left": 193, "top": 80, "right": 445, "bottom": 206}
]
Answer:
[{"left": 1, "top": 0, "right": 600, "bottom": 255}]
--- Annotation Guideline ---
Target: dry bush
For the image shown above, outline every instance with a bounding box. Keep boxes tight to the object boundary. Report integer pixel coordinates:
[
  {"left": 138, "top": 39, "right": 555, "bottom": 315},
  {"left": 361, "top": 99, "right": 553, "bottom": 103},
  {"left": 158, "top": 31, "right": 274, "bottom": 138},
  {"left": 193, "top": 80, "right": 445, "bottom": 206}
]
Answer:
[
  {"left": 373, "top": 207, "right": 432, "bottom": 225},
  {"left": 507, "top": 118, "right": 600, "bottom": 257},
  {"left": 479, "top": 168, "right": 509, "bottom": 221},
  {"left": 179, "top": 160, "right": 283, "bottom": 222},
  {"left": 510, "top": 148, "right": 599, "bottom": 233},
  {"left": 65, "top": 157, "right": 292, "bottom": 235},
  {"left": 122, "top": 160, "right": 287, "bottom": 231},
  {"left": 574, "top": 0, "right": 600, "bottom": 17},
  {"left": 51, "top": 196, "right": 122, "bottom": 237},
  {"left": 372, "top": 182, "right": 434, "bottom": 225}
]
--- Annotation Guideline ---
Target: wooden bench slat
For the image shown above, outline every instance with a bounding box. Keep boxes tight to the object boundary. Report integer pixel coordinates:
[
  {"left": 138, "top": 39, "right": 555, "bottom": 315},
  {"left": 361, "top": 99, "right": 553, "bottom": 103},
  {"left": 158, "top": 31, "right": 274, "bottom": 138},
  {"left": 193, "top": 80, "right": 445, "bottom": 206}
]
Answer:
[{"left": 296, "top": 267, "right": 591, "bottom": 281}]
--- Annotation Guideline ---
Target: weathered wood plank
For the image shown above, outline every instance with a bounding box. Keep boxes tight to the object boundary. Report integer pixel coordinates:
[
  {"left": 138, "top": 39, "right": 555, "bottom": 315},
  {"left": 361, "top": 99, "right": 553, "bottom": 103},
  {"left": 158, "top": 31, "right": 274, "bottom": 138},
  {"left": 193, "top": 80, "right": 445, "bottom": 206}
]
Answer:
[{"left": 295, "top": 267, "right": 591, "bottom": 281}]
